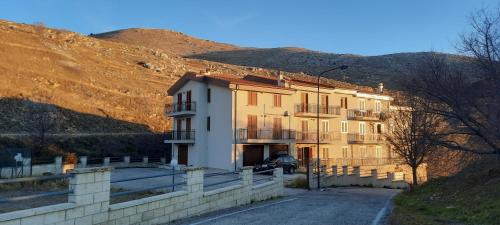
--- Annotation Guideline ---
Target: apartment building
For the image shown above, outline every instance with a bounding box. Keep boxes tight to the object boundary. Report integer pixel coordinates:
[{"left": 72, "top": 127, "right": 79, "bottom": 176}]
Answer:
[{"left": 164, "top": 72, "right": 395, "bottom": 171}]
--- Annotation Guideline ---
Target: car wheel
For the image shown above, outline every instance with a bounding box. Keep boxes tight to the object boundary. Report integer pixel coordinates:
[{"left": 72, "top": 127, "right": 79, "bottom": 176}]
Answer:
[{"left": 289, "top": 167, "right": 295, "bottom": 174}]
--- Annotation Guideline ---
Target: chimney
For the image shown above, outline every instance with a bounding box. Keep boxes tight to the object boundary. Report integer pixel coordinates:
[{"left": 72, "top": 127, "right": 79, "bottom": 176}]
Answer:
[
  {"left": 277, "top": 71, "right": 288, "bottom": 87},
  {"left": 378, "top": 83, "right": 384, "bottom": 93}
]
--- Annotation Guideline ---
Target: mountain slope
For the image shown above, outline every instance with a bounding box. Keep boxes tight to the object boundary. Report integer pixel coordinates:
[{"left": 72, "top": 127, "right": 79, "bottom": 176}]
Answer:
[
  {"left": 0, "top": 20, "right": 274, "bottom": 133},
  {"left": 94, "top": 29, "right": 478, "bottom": 89},
  {"left": 188, "top": 48, "right": 478, "bottom": 88},
  {"left": 92, "top": 28, "right": 242, "bottom": 56}
]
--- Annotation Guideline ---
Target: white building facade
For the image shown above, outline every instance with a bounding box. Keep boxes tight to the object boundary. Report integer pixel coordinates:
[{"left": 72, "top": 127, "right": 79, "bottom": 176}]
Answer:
[{"left": 165, "top": 72, "right": 395, "bottom": 171}]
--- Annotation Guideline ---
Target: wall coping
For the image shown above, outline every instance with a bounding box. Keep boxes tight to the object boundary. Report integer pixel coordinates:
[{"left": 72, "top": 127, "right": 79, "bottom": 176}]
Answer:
[
  {"left": 0, "top": 203, "right": 76, "bottom": 222},
  {"left": 203, "top": 185, "right": 242, "bottom": 197},
  {"left": 252, "top": 181, "right": 277, "bottom": 189},
  {"left": 241, "top": 166, "right": 254, "bottom": 170},
  {"left": 68, "top": 167, "right": 112, "bottom": 174},
  {"left": 109, "top": 191, "right": 188, "bottom": 211}
]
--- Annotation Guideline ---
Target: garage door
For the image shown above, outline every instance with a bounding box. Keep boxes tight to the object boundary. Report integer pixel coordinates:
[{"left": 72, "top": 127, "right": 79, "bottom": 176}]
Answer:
[
  {"left": 270, "top": 144, "right": 289, "bottom": 157},
  {"left": 243, "top": 145, "right": 264, "bottom": 166}
]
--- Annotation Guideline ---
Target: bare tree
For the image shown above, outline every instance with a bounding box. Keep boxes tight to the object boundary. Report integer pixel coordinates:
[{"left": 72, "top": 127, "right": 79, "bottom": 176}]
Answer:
[
  {"left": 24, "top": 101, "right": 60, "bottom": 154},
  {"left": 409, "top": 8, "right": 500, "bottom": 156},
  {"left": 385, "top": 95, "right": 443, "bottom": 186}
]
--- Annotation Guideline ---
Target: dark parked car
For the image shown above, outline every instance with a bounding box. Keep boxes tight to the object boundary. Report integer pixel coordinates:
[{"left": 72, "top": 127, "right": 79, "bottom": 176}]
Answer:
[{"left": 253, "top": 154, "right": 298, "bottom": 174}]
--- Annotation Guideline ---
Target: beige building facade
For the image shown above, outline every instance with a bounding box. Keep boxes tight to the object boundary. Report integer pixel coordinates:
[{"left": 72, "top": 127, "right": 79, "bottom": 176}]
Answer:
[{"left": 165, "top": 72, "right": 396, "bottom": 171}]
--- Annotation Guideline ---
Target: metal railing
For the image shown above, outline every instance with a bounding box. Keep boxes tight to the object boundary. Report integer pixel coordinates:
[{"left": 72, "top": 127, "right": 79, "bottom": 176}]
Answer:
[
  {"left": 0, "top": 174, "right": 70, "bottom": 204},
  {"left": 238, "top": 129, "right": 296, "bottom": 140},
  {"left": 347, "top": 133, "right": 383, "bottom": 144},
  {"left": 347, "top": 109, "right": 381, "bottom": 120},
  {"left": 252, "top": 169, "right": 275, "bottom": 183},
  {"left": 295, "top": 104, "right": 341, "bottom": 116},
  {"left": 110, "top": 168, "right": 187, "bottom": 197},
  {"left": 165, "top": 101, "right": 196, "bottom": 114},
  {"left": 295, "top": 131, "right": 341, "bottom": 142},
  {"left": 203, "top": 171, "right": 241, "bottom": 188},
  {"left": 165, "top": 130, "right": 196, "bottom": 141}
]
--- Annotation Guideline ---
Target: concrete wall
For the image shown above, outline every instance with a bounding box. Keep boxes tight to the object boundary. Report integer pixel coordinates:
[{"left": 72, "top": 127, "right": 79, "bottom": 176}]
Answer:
[
  {"left": 0, "top": 167, "right": 283, "bottom": 225},
  {"left": 308, "top": 164, "right": 427, "bottom": 189}
]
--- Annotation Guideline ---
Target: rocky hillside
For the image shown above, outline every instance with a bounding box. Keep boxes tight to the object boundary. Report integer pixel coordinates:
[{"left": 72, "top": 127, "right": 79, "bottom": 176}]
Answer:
[
  {"left": 188, "top": 48, "right": 479, "bottom": 89},
  {"left": 92, "top": 28, "right": 241, "bottom": 56},
  {"left": 95, "top": 29, "right": 478, "bottom": 89},
  {"left": 0, "top": 20, "right": 279, "bottom": 133}
]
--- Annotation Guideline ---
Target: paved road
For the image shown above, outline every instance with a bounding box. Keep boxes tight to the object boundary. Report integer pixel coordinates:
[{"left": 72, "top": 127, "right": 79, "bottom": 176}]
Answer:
[{"left": 168, "top": 187, "right": 400, "bottom": 225}]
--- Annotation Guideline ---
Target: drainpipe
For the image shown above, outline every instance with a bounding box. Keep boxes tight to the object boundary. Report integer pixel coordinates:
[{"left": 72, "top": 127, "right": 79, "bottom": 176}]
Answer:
[{"left": 233, "top": 85, "right": 238, "bottom": 171}]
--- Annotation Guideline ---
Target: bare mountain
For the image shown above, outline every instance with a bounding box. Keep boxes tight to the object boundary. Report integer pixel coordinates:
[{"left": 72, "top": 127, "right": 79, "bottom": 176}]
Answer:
[
  {"left": 188, "top": 48, "right": 479, "bottom": 89},
  {"left": 95, "top": 29, "right": 478, "bottom": 89},
  {"left": 92, "top": 28, "right": 242, "bottom": 56},
  {"left": 0, "top": 20, "right": 279, "bottom": 133}
]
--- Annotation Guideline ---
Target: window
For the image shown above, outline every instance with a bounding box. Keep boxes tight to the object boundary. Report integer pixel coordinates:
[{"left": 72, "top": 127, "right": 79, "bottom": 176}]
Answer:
[
  {"left": 273, "top": 117, "right": 282, "bottom": 139},
  {"left": 359, "top": 99, "right": 366, "bottom": 111},
  {"left": 247, "top": 115, "right": 257, "bottom": 139},
  {"left": 207, "top": 88, "right": 211, "bottom": 103},
  {"left": 375, "top": 146, "right": 382, "bottom": 158},
  {"left": 359, "top": 122, "right": 366, "bottom": 135},
  {"left": 341, "top": 97, "right": 348, "bottom": 109},
  {"left": 360, "top": 146, "right": 367, "bottom": 158},
  {"left": 342, "top": 146, "right": 349, "bottom": 158},
  {"left": 273, "top": 94, "right": 282, "bottom": 107},
  {"left": 341, "top": 121, "right": 348, "bottom": 133},
  {"left": 248, "top": 91, "right": 257, "bottom": 106},
  {"left": 376, "top": 123, "right": 384, "bottom": 133},
  {"left": 207, "top": 117, "right": 211, "bottom": 131},
  {"left": 321, "top": 120, "right": 329, "bottom": 133},
  {"left": 322, "top": 148, "right": 329, "bottom": 159},
  {"left": 375, "top": 101, "right": 381, "bottom": 112}
]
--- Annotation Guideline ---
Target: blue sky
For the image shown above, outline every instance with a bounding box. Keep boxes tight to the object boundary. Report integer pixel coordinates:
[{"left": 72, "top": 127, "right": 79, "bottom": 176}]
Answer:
[{"left": 0, "top": 0, "right": 497, "bottom": 56}]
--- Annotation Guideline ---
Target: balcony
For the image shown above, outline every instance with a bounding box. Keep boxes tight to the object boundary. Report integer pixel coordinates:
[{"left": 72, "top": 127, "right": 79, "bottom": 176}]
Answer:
[
  {"left": 347, "top": 109, "right": 381, "bottom": 120},
  {"left": 164, "top": 130, "right": 195, "bottom": 144},
  {"left": 295, "top": 104, "right": 341, "bottom": 117},
  {"left": 238, "top": 129, "right": 296, "bottom": 143},
  {"left": 295, "top": 131, "right": 341, "bottom": 143},
  {"left": 347, "top": 133, "right": 383, "bottom": 144},
  {"left": 165, "top": 101, "right": 196, "bottom": 117}
]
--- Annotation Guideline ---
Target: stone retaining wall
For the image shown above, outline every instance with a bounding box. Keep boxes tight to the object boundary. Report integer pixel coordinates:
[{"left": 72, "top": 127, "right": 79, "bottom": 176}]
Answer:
[
  {"left": 308, "top": 164, "right": 427, "bottom": 189},
  {"left": 0, "top": 167, "right": 283, "bottom": 225}
]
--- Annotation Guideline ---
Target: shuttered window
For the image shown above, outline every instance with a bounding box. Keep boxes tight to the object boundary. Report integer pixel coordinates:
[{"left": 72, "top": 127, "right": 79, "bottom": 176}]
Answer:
[
  {"left": 273, "top": 94, "right": 282, "bottom": 107},
  {"left": 248, "top": 91, "right": 257, "bottom": 106}
]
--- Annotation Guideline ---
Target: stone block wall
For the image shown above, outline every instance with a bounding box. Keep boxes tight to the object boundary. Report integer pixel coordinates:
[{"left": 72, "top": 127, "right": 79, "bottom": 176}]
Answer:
[
  {"left": 0, "top": 166, "right": 283, "bottom": 225},
  {"left": 308, "top": 164, "right": 422, "bottom": 189}
]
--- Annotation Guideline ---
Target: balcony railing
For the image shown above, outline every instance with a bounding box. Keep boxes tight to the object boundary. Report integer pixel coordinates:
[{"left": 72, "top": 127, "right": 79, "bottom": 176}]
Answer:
[
  {"left": 295, "top": 104, "right": 341, "bottom": 116},
  {"left": 295, "top": 131, "right": 341, "bottom": 143},
  {"left": 238, "top": 129, "right": 296, "bottom": 140},
  {"left": 347, "top": 133, "right": 383, "bottom": 144},
  {"left": 165, "top": 101, "right": 196, "bottom": 115},
  {"left": 165, "top": 130, "right": 195, "bottom": 141},
  {"left": 347, "top": 109, "right": 380, "bottom": 120}
]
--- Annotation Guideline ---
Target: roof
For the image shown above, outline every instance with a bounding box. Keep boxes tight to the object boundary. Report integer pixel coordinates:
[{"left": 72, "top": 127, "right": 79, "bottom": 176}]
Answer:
[
  {"left": 166, "top": 72, "right": 294, "bottom": 95},
  {"left": 167, "top": 71, "right": 395, "bottom": 98}
]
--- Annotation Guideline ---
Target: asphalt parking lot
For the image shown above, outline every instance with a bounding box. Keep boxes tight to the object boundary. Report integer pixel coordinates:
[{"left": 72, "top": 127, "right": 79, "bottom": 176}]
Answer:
[{"left": 168, "top": 187, "right": 400, "bottom": 225}]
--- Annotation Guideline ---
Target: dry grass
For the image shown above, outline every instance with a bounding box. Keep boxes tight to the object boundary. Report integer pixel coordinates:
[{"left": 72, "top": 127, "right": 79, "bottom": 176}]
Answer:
[
  {"left": 390, "top": 157, "right": 500, "bottom": 225},
  {"left": 285, "top": 177, "right": 309, "bottom": 189}
]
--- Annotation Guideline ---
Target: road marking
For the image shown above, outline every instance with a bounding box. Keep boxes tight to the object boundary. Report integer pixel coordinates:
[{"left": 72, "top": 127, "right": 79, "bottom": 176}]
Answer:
[
  {"left": 370, "top": 193, "right": 398, "bottom": 225},
  {"left": 188, "top": 198, "right": 298, "bottom": 225}
]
